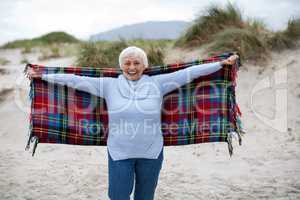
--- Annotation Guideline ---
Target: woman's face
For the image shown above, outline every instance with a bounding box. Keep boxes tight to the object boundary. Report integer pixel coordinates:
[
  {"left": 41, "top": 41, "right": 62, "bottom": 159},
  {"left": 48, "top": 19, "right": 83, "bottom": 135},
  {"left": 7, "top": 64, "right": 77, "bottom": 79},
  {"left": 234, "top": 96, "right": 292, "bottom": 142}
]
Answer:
[{"left": 121, "top": 56, "right": 146, "bottom": 81}]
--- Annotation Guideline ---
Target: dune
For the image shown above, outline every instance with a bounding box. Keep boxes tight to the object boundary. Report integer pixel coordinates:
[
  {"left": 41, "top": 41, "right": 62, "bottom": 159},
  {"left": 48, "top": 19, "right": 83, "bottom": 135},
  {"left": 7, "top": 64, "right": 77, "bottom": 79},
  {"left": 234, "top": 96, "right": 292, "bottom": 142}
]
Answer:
[{"left": 0, "top": 47, "right": 299, "bottom": 200}]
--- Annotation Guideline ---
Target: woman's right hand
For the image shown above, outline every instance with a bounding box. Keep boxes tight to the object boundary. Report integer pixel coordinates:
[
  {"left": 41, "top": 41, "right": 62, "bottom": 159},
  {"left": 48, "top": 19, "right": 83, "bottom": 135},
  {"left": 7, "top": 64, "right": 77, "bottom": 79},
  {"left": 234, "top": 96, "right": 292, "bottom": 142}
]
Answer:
[
  {"left": 221, "top": 54, "right": 239, "bottom": 66},
  {"left": 25, "top": 66, "right": 42, "bottom": 80}
]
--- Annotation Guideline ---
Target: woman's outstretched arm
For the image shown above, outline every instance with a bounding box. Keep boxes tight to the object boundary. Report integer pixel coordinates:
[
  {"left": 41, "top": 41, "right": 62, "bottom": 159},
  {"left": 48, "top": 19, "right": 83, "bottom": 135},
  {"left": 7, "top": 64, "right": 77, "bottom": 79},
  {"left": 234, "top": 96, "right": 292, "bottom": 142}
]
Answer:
[
  {"left": 152, "top": 61, "right": 222, "bottom": 95},
  {"left": 152, "top": 54, "right": 239, "bottom": 95},
  {"left": 41, "top": 74, "right": 113, "bottom": 98},
  {"left": 25, "top": 66, "right": 113, "bottom": 98}
]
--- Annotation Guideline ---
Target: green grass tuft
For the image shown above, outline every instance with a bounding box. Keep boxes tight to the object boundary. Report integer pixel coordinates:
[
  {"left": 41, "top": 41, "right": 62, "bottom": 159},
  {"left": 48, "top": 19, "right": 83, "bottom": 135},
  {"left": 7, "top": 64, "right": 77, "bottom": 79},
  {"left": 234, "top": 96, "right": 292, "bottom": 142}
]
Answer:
[
  {"left": 267, "top": 18, "right": 300, "bottom": 51},
  {"left": 175, "top": 3, "right": 300, "bottom": 62},
  {"left": 175, "top": 3, "right": 244, "bottom": 48},
  {"left": 1, "top": 31, "right": 80, "bottom": 49},
  {"left": 75, "top": 39, "right": 169, "bottom": 68},
  {"left": 209, "top": 28, "right": 268, "bottom": 61},
  {"left": 0, "top": 57, "right": 10, "bottom": 65}
]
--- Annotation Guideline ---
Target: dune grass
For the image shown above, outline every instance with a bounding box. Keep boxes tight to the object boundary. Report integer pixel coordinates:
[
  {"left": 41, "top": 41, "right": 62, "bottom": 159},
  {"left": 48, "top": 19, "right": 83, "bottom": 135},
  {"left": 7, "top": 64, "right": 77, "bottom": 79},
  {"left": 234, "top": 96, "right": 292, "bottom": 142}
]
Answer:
[
  {"left": 1, "top": 32, "right": 81, "bottom": 61},
  {"left": 0, "top": 88, "right": 14, "bottom": 103},
  {"left": 0, "top": 57, "right": 10, "bottom": 65},
  {"left": 174, "top": 2, "right": 300, "bottom": 62},
  {"left": 285, "top": 18, "right": 300, "bottom": 39},
  {"left": 208, "top": 28, "right": 268, "bottom": 61},
  {"left": 0, "top": 68, "right": 8, "bottom": 75},
  {"left": 38, "top": 44, "right": 62, "bottom": 61},
  {"left": 20, "top": 57, "right": 30, "bottom": 64},
  {"left": 267, "top": 18, "right": 300, "bottom": 51},
  {"left": 75, "top": 39, "right": 171, "bottom": 68},
  {"left": 75, "top": 40, "right": 128, "bottom": 68},
  {"left": 175, "top": 3, "right": 244, "bottom": 48},
  {"left": 1, "top": 31, "right": 80, "bottom": 49}
]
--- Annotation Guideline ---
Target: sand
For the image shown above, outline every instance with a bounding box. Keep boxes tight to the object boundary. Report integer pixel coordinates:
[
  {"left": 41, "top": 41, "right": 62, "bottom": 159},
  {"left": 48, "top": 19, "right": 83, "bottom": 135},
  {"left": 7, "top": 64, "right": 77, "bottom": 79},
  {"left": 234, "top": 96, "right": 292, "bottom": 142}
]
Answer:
[{"left": 0, "top": 47, "right": 299, "bottom": 200}]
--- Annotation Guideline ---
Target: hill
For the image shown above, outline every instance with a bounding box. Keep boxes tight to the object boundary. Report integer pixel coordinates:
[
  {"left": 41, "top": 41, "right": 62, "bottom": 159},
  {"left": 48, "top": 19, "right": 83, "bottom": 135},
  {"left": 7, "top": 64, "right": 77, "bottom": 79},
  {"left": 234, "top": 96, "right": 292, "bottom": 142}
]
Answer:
[
  {"left": 89, "top": 21, "right": 190, "bottom": 41},
  {"left": 1, "top": 31, "right": 80, "bottom": 49}
]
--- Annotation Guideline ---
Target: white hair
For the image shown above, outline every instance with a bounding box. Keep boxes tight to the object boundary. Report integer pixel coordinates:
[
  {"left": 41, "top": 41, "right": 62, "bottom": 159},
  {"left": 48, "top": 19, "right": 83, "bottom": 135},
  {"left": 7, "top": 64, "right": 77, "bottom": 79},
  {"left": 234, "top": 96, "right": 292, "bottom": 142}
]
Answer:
[{"left": 118, "top": 46, "right": 149, "bottom": 69}]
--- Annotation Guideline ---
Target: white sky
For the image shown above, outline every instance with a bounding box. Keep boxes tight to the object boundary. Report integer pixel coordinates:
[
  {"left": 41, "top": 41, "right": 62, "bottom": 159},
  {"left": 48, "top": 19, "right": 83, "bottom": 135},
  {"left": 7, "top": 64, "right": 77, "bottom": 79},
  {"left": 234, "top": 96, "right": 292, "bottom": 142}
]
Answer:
[{"left": 0, "top": 0, "right": 299, "bottom": 45}]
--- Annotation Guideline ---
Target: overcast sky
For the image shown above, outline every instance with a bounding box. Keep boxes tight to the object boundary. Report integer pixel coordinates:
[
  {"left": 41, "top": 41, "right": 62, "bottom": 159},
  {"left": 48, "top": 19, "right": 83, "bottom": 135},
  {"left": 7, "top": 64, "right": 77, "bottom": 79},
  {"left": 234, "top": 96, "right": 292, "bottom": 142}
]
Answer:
[{"left": 1, "top": 0, "right": 299, "bottom": 45}]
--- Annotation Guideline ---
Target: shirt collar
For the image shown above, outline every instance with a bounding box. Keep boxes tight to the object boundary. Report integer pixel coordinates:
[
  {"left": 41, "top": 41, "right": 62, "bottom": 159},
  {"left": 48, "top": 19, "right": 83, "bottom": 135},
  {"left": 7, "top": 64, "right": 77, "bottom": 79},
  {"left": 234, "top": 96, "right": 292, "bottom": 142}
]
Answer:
[{"left": 117, "top": 74, "right": 151, "bottom": 99}]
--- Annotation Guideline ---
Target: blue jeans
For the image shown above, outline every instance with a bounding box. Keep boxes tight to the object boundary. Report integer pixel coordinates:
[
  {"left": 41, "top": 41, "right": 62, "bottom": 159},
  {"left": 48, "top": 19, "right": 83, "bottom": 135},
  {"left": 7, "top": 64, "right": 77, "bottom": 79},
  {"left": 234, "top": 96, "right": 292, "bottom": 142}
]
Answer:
[{"left": 108, "top": 148, "right": 164, "bottom": 200}]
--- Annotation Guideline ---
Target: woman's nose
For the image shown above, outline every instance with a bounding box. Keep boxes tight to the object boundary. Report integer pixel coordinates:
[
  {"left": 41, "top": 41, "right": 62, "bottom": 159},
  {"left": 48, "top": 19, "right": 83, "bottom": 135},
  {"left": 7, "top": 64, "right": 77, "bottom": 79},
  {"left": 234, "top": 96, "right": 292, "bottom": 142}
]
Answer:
[{"left": 128, "top": 64, "right": 136, "bottom": 69}]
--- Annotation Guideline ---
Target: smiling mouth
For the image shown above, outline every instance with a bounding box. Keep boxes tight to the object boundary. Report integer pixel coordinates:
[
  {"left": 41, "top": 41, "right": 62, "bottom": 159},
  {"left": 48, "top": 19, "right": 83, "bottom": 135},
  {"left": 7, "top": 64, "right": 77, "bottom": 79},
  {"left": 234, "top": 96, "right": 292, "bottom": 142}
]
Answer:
[{"left": 128, "top": 71, "right": 138, "bottom": 75}]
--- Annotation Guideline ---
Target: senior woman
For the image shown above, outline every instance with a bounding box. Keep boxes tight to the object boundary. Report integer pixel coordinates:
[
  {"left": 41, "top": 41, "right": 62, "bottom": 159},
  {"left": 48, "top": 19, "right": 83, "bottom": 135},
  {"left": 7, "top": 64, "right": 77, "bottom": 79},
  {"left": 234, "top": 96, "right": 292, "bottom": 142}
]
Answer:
[{"left": 26, "top": 46, "right": 239, "bottom": 200}]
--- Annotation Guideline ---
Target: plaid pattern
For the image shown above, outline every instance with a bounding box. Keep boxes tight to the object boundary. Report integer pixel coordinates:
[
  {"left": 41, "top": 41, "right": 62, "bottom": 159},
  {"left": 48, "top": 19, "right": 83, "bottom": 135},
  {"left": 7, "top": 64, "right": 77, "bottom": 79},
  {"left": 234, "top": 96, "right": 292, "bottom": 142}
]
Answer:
[{"left": 25, "top": 52, "right": 243, "bottom": 156}]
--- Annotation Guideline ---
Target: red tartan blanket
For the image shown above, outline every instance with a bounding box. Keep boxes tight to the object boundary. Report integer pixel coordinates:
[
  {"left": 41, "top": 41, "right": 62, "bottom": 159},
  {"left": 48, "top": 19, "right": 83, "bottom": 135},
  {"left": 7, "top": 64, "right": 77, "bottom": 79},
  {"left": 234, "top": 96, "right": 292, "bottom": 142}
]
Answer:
[{"left": 24, "top": 52, "right": 244, "bottom": 156}]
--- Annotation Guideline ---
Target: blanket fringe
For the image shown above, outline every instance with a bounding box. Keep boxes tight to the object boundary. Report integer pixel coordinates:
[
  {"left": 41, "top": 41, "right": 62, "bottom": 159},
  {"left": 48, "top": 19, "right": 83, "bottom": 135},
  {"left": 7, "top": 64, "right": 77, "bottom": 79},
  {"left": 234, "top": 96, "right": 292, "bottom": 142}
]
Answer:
[
  {"left": 32, "top": 136, "right": 39, "bottom": 156},
  {"left": 226, "top": 56, "right": 244, "bottom": 157},
  {"left": 227, "top": 133, "right": 233, "bottom": 157},
  {"left": 24, "top": 72, "right": 39, "bottom": 157},
  {"left": 25, "top": 135, "right": 39, "bottom": 156},
  {"left": 236, "top": 114, "right": 245, "bottom": 145}
]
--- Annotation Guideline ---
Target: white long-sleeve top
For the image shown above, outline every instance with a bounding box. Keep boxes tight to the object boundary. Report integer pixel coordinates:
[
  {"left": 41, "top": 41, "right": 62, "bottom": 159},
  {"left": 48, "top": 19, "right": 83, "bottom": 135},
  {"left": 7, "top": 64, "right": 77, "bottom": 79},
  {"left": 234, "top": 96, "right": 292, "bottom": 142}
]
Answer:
[{"left": 42, "top": 62, "right": 222, "bottom": 160}]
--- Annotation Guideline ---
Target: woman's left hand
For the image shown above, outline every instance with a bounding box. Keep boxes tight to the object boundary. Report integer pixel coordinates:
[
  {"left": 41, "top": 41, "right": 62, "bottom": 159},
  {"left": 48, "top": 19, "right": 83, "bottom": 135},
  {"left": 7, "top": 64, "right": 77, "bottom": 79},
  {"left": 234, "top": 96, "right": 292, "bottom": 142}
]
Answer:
[{"left": 221, "top": 54, "right": 239, "bottom": 66}]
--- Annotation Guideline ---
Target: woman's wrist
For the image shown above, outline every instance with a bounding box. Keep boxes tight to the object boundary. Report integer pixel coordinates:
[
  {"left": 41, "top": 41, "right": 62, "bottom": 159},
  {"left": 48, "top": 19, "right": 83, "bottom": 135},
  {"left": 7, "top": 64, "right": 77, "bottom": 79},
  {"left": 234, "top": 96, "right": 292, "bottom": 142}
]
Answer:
[{"left": 220, "top": 60, "right": 225, "bottom": 67}]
